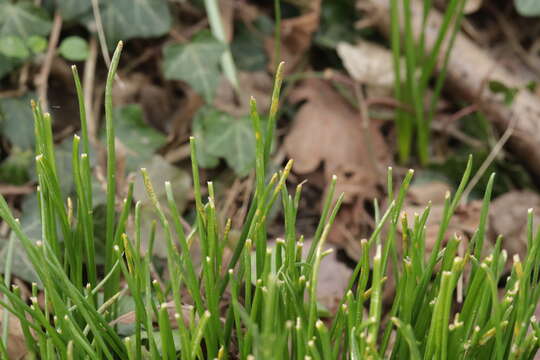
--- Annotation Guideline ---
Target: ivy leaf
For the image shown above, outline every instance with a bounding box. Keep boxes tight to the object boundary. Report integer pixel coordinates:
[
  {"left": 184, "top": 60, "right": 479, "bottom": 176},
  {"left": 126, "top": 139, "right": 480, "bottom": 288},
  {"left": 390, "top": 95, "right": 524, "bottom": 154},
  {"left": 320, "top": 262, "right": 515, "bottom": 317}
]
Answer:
[
  {"left": 0, "top": 36, "right": 29, "bottom": 59},
  {"left": 489, "top": 80, "right": 519, "bottom": 106},
  {"left": 113, "top": 104, "right": 167, "bottom": 172},
  {"left": 59, "top": 36, "right": 89, "bottom": 61},
  {"left": 231, "top": 22, "right": 268, "bottom": 71},
  {"left": 55, "top": 0, "right": 92, "bottom": 21},
  {"left": 0, "top": 195, "right": 42, "bottom": 286},
  {"left": 515, "top": 0, "right": 540, "bottom": 16},
  {"left": 192, "top": 107, "right": 220, "bottom": 169},
  {"left": 163, "top": 32, "right": 225, "bottom": 102},
  {"left": 0, "top": 2, "right": 52, "bottom": 38},
  {"left": 0, "top": 54, "right": 18, "bottom": 79},
  {"left": 26, "top": 35, "right": 47, "bottom": 54},
  {"left": 0, "top": 147, "right": 33, "bottom": 185},
  {"left": 98, "top": 0, "right": 172, "bottom": 48},
  {"left": 197, "top": 107, "right": 256, "bottom": 176},
  {"left": 0, "top": 93, "right": 36, "bottom": 150},
  {"left": 315, "top": 0, "right": 366, "bottom": 48},
  {"left": 0, "top": 237, "right": 41, "bottom": 286}
]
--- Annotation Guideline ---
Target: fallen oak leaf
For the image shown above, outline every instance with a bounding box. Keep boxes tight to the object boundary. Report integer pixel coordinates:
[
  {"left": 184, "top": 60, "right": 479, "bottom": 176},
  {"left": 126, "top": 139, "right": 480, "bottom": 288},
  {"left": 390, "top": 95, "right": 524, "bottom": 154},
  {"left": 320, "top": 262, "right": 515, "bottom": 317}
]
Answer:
[
  {"left": 111, "top": 302, "right": 195, "bottom": 329},
  {"left": 336, "top": 40, "right": 397, "bottom": 88},
  {"left": 284, "top": 79, "right": 390, "bottom": 179},
  {"left": 284, "top": 79, "right": 390, "bottom": 250},
  {"left": 213, "top": 71, "right": 273, "bottom": 117},
  {"left": 402, "top": 181, "right": 482, "bottom": 255},
  {"left": 0, "top": 308, "right": 28, "bottom": 359},
  {"left": 303, "top": 240, "right": 352, "bottom": 313},
  {"left": 489, "top": 190, "right": 540, "bottom": 259},
  {"left": 265, "top": 0, "right": 321, "bottom": 73}
]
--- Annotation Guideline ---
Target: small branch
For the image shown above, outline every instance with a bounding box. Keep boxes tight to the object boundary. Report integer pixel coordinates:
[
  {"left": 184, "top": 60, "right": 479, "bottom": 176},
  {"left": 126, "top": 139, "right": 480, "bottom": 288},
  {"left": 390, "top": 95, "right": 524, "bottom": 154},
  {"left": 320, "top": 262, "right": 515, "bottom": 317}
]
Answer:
[
  {"left": 91, "top": 0, "right": 111, "bottom": 67},
  {"left": 36, "top": 11, "right": 62, "bottom": 113},
  {"left": 461, "top": 113, "right": 517, "bottom": 203}
]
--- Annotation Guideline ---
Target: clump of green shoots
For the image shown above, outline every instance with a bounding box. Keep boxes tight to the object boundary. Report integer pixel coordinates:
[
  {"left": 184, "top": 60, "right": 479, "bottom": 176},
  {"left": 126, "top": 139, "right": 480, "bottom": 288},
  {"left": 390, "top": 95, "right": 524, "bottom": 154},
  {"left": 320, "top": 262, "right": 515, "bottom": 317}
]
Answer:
[
  {"left": 390, "top": 0, "right": 467, "bottom": 165},
  {"left": 0, "top": 42, "right": 539, "bottom": 359}
]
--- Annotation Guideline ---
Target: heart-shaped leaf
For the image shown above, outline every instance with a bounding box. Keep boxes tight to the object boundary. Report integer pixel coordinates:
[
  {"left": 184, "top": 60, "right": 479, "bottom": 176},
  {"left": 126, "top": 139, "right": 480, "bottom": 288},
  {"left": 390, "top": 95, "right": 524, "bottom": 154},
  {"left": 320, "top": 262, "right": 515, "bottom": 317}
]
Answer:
[
  {"left": 99, "top": 0, "right": 172, "bottom": 48},
  {"left": 0, "top": 2, "right": 51, "bottom": 38},
  {"left": 515, "top": 0, "right": 540, "bottom": 16},
  {"left": 55, "top": 0, "right": 92, "bottom": 21},
  {"left": 0, "top": 54, "right": 18, "bottom": 79},
  {"left": 195, "top": 107, "right": 256, "bottom": 176},
  {"left": 113, "top": 104, "right": 167, "bottom": 172},
  {"left": 0, "top": 36, "right": 29, "bottom": 59},
  {"left": 0, "top": 93, "right": 36, "bottom": 150},
  {"left": 163, "top": 32, "right": 225, "bottom": 103},
  {"left": 59, "top": 36, "right": 89, "bottom": 61}
]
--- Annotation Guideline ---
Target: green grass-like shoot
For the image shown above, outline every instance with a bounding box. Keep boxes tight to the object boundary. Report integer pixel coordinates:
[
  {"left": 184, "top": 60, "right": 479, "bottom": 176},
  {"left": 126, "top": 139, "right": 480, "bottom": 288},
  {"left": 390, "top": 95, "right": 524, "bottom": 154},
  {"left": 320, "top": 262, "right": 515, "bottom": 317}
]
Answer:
[{"left": 0, "top": 43, "right": 537, "bottom": 359}]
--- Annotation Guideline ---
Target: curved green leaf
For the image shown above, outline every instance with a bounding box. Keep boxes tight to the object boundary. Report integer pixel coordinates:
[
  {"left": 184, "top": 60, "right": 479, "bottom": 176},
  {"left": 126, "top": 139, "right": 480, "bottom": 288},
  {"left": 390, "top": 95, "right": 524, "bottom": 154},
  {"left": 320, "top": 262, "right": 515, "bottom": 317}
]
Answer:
[
  {"left": 0, "top": 36, "right": 29, "bottom": 59},
  {"left": 0, "top": 93, "right": 36, "bottom": 150},
  {"left": 0, "top": 2, "right": 51, "bottom": 38},
  {"left": 99, "top": 0, "right": 171, "bottom": 48},
  {"left": 59, "top": 36, "right": 89, "bottom": 61},
  {"left": 515, "top": 0, "right": 540, "bottom": 16},
  {"left": 113, "top": 104, "right": 166, "bottom": 172},
  {"left": 163, "top": 32, "right": 225, "bottom": 102},
  {"left": 55, "top": 0, "right": 92, "bottom": 21},
  {"left": 204, "top": 110, "right": 256, "bottom": 176},
  {"left": 192, "top": 107, "right": 220, "bottom": 169}
]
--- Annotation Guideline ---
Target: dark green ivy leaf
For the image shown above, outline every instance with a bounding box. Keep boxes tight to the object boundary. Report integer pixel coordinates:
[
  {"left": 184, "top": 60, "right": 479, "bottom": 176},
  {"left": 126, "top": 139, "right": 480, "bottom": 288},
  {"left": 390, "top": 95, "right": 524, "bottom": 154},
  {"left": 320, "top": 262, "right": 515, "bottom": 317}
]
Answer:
[
  {"left": 98, "top": 0, "right": 172, "bottom": 48},
  {"left": 113, "top": 104, "right": 167, "bottom": 172},
  {"left": 0, "top": 147, "right": 33, "bottom": 185},
  {"left": 163, "top": 31, "right": 225, "bottom": 103},
  {"left": 515, "top": 0, "right": 540, "bottom": 16},
  {"left": 0, "top": 2, "right": 52, "bottom": 38},
  {"left": 55, "top": 0, "right": 92, "bottom": 21},
  {"left": 0, "top": 93, "right": 36, "bottom": 150},
  {"left": 193, "top": 106, "right": 256, "bottom": 176}
]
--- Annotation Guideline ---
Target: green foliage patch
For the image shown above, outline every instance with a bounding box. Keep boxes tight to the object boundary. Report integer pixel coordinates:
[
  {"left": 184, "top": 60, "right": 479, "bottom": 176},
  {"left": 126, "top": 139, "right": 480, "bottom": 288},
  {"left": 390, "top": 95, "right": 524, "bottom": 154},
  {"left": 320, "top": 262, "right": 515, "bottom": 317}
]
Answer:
[{"left": 0, "top": 43, "right": 538, "bottom": 359}]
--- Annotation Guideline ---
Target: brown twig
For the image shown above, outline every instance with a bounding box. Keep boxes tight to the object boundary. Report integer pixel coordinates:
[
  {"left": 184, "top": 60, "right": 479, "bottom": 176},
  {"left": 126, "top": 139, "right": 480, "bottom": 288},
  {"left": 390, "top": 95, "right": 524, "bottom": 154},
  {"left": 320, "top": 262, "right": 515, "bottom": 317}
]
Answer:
[
  {"left": 489, "top": 5, "right": 540, "bottom": 76},
  {"left": 354, "top": 83, "right": 381, "bottom": 176},
  {"left": 0, "top": 184, "right": 35, "bottom": 196},
  {"left": 431, "top": 122, "right": 484, "bottom": 149},
  {"left": 164, "top": 144, "right": 191, "bottom": 163},
  {"left": 35, "top": 11, "right": 62, "bottom": 112},
  {"left": 461, "top": 112, "right": 517, "bottom": 203},
  {"left": 90, "top": 0, "right": 111, "bottom": 67}
]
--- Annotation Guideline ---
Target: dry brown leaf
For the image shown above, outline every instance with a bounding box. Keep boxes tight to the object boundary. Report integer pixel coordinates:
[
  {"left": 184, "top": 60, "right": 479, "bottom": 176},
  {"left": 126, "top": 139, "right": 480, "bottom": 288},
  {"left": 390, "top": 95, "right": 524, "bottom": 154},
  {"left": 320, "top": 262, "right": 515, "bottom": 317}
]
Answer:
[
  {"left": 111, "top": 302, "right": 194, "bottom": 329},
  {"left": 301, "top": 240, "right": 352, "bottom": 312},
  {"left": 403, "top": 182, "right": 481, "bottom": 254},
  {"left": 463, "top": 0, "right": 483, "bottom": 14},
  {"left": 213, "top": 72, "right": 273, "bottom": 117},
  {"left": 284, "top": 79, "right": 389, "bottom": 179},
  {"left": 408, "top": 181, "right": 451, "bottom": 205},
  {"left": 285, "top": 0, "right": 320, "bottom": 10},
  {"left": 336, "top": 41, "right": 397, "bottom": 88},
  {"left": 170, "top": 86, "right": 204, "bottom": 139},
  {"left": 489, "top": 190, "right": 540, "bottom": 258},
  {"left": 235, "top": 0, "right": 259, "bottom": 23},
  {"left": 334, "top": 200, "right": 375, "bottom": 255},
  {"left": 0, "top": 308, "right": 27, "bottom": 359},
  {"left": 284, "top": 79, "right": 389, "bottom": 249},
  {"left": 266, "top": 1, "right": 321, "bottom": 73}
]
